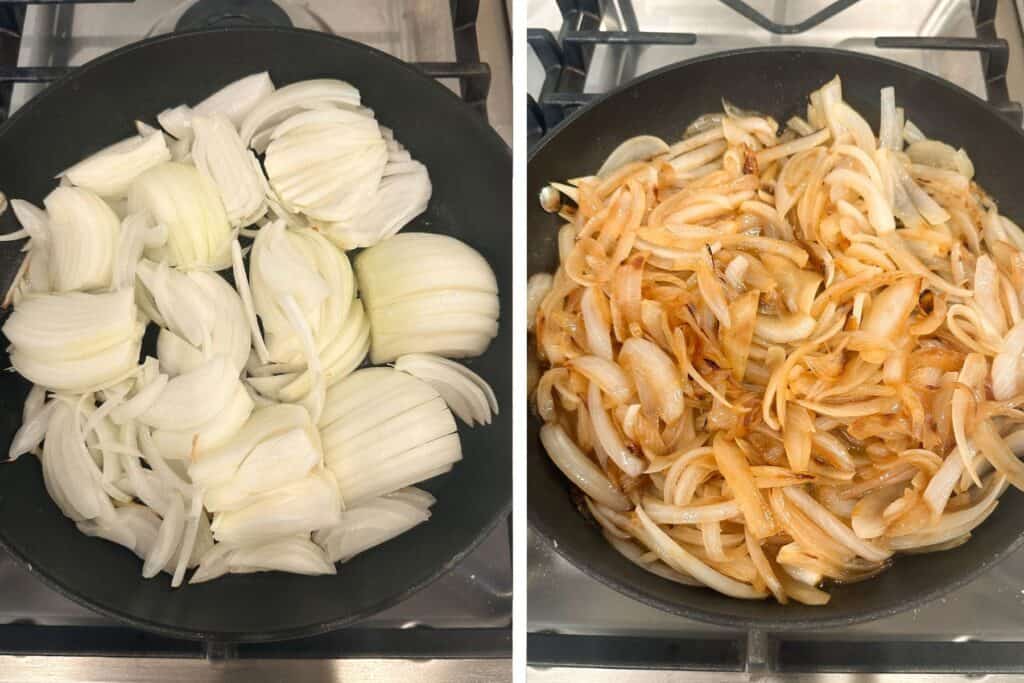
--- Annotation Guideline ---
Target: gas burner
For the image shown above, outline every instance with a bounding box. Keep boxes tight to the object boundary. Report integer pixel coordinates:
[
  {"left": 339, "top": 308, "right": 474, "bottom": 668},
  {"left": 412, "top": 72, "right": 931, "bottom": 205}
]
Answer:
[
  {"left": 146, "top": 0, "right": 329, "bottom": 37},
  {"left": 175, "top": 0, "right": 292, "bottom": 31}
]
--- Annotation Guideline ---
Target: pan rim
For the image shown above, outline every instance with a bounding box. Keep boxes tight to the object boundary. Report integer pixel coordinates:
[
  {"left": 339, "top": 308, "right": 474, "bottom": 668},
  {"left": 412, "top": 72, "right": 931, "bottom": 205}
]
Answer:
[
  {"left": 0, "top": 25, "right": 511, "bottom": 643},
  {"left": 528, "top": 44, "right": 1022, "bottom": 163},
  {"left": 527, "top": 44, "right": 1024, "bottom": 631},
  {"left": 0, "top": 25, "right": 511, "bottom": 159}
]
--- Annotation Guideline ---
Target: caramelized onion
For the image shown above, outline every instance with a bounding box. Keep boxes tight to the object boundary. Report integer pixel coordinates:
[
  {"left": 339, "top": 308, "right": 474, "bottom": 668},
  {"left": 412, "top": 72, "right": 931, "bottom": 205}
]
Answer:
[{"left": 533, "top": 76, "right": 1024, "bottom": 606}]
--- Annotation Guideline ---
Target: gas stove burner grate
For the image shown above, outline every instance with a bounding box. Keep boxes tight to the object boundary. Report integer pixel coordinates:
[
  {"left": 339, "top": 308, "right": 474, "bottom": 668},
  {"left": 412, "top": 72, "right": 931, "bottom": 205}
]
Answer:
[
  {"left": 175, "top": 0, "right": 293, "bottom": 32},
  {"left": 0, "top": 0, "right": 492, "bottom": 121},
  {"left": 527, "top": 0, "right": 1024, "bottom": 147}
]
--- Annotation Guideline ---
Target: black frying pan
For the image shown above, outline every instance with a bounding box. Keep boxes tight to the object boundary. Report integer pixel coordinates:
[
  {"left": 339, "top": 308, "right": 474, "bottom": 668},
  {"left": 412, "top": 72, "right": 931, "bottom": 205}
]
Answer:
[
  {"left": 0, "top": 27, "right": 511, "bottom": 641},
  {"left": 528, "top": 46, "right": 1024, "bottom": 630}
]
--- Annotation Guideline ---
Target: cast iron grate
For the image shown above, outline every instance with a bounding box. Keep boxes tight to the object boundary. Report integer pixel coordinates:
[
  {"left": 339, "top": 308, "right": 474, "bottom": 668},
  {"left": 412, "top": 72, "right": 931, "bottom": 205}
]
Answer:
[
  {"left": 0, "top": 0, "right": 491, "bottom": 120},
  {"left": 528, "top": 0, "right": 1024, "bottom": 146}
]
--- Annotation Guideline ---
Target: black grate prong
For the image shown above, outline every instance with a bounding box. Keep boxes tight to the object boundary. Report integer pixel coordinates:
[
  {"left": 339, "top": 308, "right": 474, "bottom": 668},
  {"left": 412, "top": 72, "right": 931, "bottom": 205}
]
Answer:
[
  {"left": 449, "top": 0, "right": 491, "bottom": 119},
  {"left": 718, "top": 0, "right": 862, "bottom": 35},
  {"left": 528, "top": 0, "right": 1024, "bottom": 145}
]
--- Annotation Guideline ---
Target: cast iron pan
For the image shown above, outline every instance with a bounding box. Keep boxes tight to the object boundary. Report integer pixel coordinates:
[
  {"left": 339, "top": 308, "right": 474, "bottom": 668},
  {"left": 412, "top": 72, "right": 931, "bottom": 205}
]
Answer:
[
  {"left": 0, "top": 27, "right": 511, "bottom": 641},
  {"left": 528, "top": 46, "right": 1024, "bottom": 630}
]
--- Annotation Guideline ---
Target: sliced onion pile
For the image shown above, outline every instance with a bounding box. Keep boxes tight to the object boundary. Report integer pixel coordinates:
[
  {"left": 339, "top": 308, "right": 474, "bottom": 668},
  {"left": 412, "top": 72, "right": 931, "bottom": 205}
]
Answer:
[
  {"left": 60, "top": 130, "right": 171, "bottom": 200},
  {"left": 356, "top": 232, "right": 500, "bottom": 363},
  {"left": 319, "top": 367, "right": 462, "bottom": 506},
  {"left": 191, "top": 113, "right": 269, "bottom": 228},
  {"left": 246, "top": 219, "right": 369, "bottom": 418},
  {"left": 129, "top": 162, "right": 233, "bottom": 270},
  {"left": 327, "top": 129, "right": 432, "bottom": 250},
  {"left": 533, "top": 75, "right": 1024, "bottom": 605},
  {"left": 4, "top": 289, "right": 143, "bottom": 392},
  {"left": 44, "top": 187, "right": 121, "bottom": 292},
  {"left": 0, "top": 72, "right": 498, "bottom": 587},
  {"left": 264, "top": 108, "right": 388, "bottom": 226}
]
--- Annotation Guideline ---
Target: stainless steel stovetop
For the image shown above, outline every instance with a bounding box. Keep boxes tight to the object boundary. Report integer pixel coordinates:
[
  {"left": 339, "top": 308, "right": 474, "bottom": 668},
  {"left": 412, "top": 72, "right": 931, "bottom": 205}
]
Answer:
[
  {"left": 0, "top": 2, "right": 511, "bottom": 681},
  {"left": 528, "top": 0, "right": 989, "bottom": 101},
  {"left": 527, "top": 1, "right": 1024, "bottom": 679},
  {"left": 13, "top": 0, "right": 512, "bottom": 143}
]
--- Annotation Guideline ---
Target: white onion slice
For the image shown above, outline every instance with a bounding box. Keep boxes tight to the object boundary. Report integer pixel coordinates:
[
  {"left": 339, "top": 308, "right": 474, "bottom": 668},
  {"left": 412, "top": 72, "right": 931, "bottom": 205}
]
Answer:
[
  {"left": 540, "top": 423, "right": 630, "bottom": 512},
  {"left": 210, "top": 468, "right": 341, "bottom": 545},
  {"left": 228, "top": 536, "right": 335, "bottom": 576},
  {"left": 171, "top": 492, "right": 205, "bottom": 588},
  {"left": 129, "top": 162, "right": 232, "bottom": 270},
  {"left": 111, "top": 373, "right": 168, "bottom": 425},
  {"left": 394, "top": 353, "right": 497, "bottom": 426},
  {"left": 878, "top": 86, "right": 900, "bottom": 151},
  {"left": 8, "top": 398, "right": 54, "bottom": 461},
  {"left": 10, "top": 324, "right": 143, "bottom": 393},
  {"left": 326, "top": 157, "right": 431, "bottom": 249},
  {"left": 157, "top": 105, "right": 193, "bottom": 142},
  {"left": 191, "top": 113, "right": 268, "bottom": 228},
  {"left": 232, "top": 239, "right": 270, "bottom": 364},
  {"left": 239, "top": 79, "right": 361, "bottom": 149},
  {"left": 194, "top": 71, "right": 275, "bottom": 127},
  {"left": 142, "top": 491, "right": 184, "bottom": 579},
  {"left": 783, "top": 487, "right": 892, "bottom": 562},
  {"left": 3, "top": 288, "right": 136, "bottom": 362},
  {"left": 188, "top": 403, "right": 310, "bottom": 486},
  {"left": 315, "top": 490, "right": 433, "bottom": 563},
  {"left": 43, "top": 186, "right": 120, "bottom": 291},
  {"left": 264, "top": 108, "right": 387, "bottom": 224},
  {"left": 356, "top": 233, "right": 499, "bottom": 363},
  {"left": 76, "top": 514, "right": 137, "bottom": 551},
  {"left": 189, "top": 542, "right": 236, "bottom": 584},
  {"left": 587, "top": 381, "right": 645, "bottom": 477},
  {"left": 150, "top": 383, "right": 254, "bottom": 461},
  {"left": 137, "top": 356, "right": 240, "bottom": 431},
  {"left": 204, "top": 428, "right": 320, "bottom": 512},
  {"left": 320, "top": 366, "right": 437, "bottom": 431},
  {"left": 61, "top": 132, "right": 170, "bottom": 199}
]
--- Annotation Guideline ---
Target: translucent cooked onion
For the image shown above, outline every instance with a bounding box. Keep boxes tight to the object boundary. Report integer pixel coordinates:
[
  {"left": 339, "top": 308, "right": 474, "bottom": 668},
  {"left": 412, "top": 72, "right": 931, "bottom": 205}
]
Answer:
[
  {"left": 540, "top": 423, "right": 630, "bottom": 511},
  {"left": 532, "top": 74, "right": 1024, "bottom": 606}
]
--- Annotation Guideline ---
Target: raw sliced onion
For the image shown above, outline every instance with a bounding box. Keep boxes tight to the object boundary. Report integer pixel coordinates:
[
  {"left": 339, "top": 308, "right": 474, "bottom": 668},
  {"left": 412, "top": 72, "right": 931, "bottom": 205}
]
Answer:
[
  {"left": 325, "top": 153, "right": 431, "bottom": 249},
  {"left": 228, "top": 535, "right": 336, "bottom": 576},
  {"left": 43, "top": 186, "right": 120, "bottom": 291},
  {"left": 142, "top": 491, "right": 185, "bottom": 579},
  {"left": 356, "top": 233, "right": 499, "bottom": 363},
  {"left": 264, "top": 108, "right": 386, "bottom": 223},
  {"left": 204, "top": 427, "right": 321, "bottom": 512},
  {"left": 194, "top": 71, "right": 275, "bottom": 127},
  {"left": 239, "top": 78, "right": 361, "bottom": 149},
  {"left": 129, "top": 162, "right": 232, "bottom": 270},
  {"left": 394, "top": 353, "right": 498, "bottom": 426},
  {"left": 191, "top": 113, "right": 268, "bottom": 228},
  {"left": 189, "top": 403, "right": 312, "bottom": 487},
  {"left": 315, "top": 489, "right": 433, "bottom": 563},
  {"left": 137, "top": 356, "right": 241, "bottom": 431},
  {"left": 210, "top": 468, "right": 341, "bottom": 545},
  {"left": 61, "top": 131, "right": 170, "bottom": 199}
]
